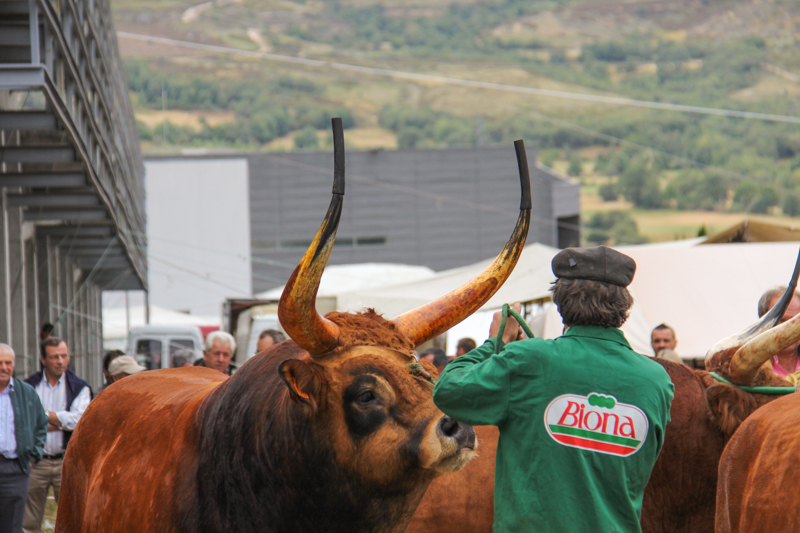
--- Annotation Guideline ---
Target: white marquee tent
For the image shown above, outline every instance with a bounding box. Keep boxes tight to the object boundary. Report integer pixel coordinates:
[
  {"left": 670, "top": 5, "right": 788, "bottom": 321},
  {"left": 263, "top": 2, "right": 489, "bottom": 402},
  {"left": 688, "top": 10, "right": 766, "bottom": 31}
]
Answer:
[{"left": 332, "top": 241, "right": 800, "bottom": 359}]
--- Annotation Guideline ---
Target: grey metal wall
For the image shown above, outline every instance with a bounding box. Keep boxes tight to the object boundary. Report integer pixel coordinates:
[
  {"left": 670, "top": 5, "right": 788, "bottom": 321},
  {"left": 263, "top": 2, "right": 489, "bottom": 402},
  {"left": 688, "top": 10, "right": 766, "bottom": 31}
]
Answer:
[{"left": 249, "top": 145, "right": 580, "bottom": 292}]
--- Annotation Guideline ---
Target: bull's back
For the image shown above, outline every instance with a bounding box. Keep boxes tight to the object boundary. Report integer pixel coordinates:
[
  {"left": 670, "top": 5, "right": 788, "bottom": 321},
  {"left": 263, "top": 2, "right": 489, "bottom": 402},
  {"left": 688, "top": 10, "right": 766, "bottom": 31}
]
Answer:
[
  {"left": 55, "top": 367, "right": 226, "bottom": 533},
  {"left": 716, "top": 393, "right": 800, "bottom": 533}
]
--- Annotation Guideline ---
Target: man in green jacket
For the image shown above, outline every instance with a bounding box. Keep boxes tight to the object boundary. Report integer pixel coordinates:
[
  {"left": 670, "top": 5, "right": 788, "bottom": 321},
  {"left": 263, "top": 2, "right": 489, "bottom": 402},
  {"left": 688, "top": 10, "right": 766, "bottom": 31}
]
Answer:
[
  {"left": 434, "top": 246, "right": 673, "bottom": 533},
  {"left": 0, "top": 343, "right": 48, "bottom": 533}
]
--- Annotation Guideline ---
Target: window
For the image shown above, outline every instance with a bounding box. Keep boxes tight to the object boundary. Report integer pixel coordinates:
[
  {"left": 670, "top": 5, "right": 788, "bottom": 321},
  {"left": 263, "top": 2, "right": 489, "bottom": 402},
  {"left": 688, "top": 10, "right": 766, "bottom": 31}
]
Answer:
[{"left": 135, "top": 340, "right": 162, "bottom": 371}]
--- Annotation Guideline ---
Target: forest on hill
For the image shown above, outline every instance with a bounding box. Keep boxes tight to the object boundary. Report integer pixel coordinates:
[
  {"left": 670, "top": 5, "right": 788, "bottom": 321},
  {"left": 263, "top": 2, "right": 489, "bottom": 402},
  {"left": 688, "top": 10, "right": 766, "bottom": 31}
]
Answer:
[{"left": 114, "top": 0, "right": 800, "bottom": 243}]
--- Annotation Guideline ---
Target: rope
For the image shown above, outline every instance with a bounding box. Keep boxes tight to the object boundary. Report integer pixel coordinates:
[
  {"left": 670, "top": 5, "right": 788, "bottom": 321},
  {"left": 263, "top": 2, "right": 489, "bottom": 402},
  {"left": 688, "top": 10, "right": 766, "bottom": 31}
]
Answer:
[
  {"left": 494, "top": 303, "right": 536, "bottom": 354},
  {"left": 708, "top": 372, "right": 797, "bottom": 395},
  {"left": 409, "top": 362, "right": 435, "bottom": 387}
]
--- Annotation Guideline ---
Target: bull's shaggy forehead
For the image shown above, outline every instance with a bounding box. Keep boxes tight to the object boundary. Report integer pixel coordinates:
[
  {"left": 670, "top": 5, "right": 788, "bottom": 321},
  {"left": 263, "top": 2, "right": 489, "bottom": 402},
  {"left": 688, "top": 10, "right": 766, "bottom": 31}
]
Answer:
[
  {"left": 335, "top": 358, "right": 436, "bottom": 408},
  {"left": 327, "top": 310, "right": 415, "bottom": 354}
]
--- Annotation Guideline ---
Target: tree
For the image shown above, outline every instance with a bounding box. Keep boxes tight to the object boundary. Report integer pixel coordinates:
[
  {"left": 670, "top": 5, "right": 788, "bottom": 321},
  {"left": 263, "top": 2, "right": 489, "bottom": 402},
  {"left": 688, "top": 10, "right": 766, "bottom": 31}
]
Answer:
[
  {"left": 294, "top": 127, "right": 319, "bottom": 150},
  {"left": 567, "top": 157, "right": 582, "bottom": 177},
  {"left": 598, "top": 183, "right": 618, "bottom": 202},
  {"left": 618, "top": 160, "right": 663, "bottom": 208}
]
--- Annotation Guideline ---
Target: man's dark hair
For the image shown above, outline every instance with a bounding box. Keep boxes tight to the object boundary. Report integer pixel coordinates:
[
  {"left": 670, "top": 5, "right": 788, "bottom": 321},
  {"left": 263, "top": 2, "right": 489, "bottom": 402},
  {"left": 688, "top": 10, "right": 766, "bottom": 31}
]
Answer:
[
  {"left": 40, "top": 335, "right": 66, "bottom": 358},
  {"left": 103, "top": 349, "right": 125, "bottom": 371},
  {"left": 550, "top": 278, "right": 633, "bottom": 328},
  {"left": 258, "top": 329, "right": 285, "bottom": 344},
  {"left": 41, "top": 322, "right": 54, "bottom": 335},
  {"left": 420, "top": 347, "right": 450, "bottom": 368},
  {"left": 456, "top": 338, "right": 476, "bottom": 354},
  {"left": 757, "top": 286, "right": 800, "bottom": 318},
  {"left": 652, "top": 324, "right": 675, "bottom": 338}
]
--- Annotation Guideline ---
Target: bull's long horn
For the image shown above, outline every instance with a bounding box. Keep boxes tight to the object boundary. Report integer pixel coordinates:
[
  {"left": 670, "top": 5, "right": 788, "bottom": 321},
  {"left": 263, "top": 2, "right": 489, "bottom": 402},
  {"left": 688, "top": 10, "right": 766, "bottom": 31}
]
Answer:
[
  {"left": 730, "top": 311, "right": 800, "bottom": 383},
  {"left": 278, "top": 118, "right": 344, "bottom": 355},
  {"left": 704, "top": 247, "right": 800, "bottom": 369},
  {"left": 391, "top": 140, "right": 532, "bottom": 346}
]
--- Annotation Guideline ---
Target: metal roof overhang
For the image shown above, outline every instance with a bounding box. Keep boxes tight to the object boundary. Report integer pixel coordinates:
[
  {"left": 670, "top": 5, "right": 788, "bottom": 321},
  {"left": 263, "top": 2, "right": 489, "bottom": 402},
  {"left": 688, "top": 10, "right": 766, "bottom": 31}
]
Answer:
[{"left": 0, "top": 65, "right": 146, "bottom": 291}]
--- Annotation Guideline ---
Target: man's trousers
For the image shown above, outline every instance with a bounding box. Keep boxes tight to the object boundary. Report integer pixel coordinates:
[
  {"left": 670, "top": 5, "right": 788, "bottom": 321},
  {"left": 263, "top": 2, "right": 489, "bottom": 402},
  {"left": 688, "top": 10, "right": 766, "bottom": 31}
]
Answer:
[
  {"left": 0, "top": 456, "right": 30, "bottom": 533},
  {"left": 22, "top": 457, "right": 62, "bottom": 533}
]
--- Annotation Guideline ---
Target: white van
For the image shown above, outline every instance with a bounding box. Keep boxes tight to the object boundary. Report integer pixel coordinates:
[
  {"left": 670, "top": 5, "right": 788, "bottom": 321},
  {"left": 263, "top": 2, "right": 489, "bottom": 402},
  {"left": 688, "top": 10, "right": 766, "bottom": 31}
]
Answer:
[
  {"left": 233, "top": 305, "right": 283, "bottom": 366},
  {"left": 127, "top": 325, "right": 205, "bottom": 370}
]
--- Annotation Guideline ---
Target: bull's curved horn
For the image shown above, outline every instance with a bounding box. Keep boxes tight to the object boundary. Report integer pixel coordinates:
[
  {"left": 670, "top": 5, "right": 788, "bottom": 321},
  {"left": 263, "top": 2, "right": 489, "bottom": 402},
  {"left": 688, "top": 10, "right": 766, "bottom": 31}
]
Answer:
[
  {"left": 704, "top": 246, "right": 800, "bottom": 381},
  {"left": 391, "top": 140, "right": 532, "bottom": 346},
  {"left": 278, "top": 118, "right": 344, "bottom": 355},
  {"left": 730, "top": 311, "right": 800, "bottom": 383}
]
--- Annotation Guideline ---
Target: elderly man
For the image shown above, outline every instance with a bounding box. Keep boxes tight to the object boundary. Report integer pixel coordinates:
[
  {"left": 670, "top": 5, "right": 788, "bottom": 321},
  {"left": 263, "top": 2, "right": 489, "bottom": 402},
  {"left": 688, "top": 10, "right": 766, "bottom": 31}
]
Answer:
[
  {"left": 255, "top": 329, "right": 285, "bottom": 354},
  {"left": 108, "top": 356, "right": 147, "bottom": 382},
  {"left": 194, "top": 331, "right": 238, "bottom": 375},
  {"left": 24, "top": 337, "right": 91, "bottom": 533},
  {"left": 434, "top": 246, "right": 673, "bottom": 533},
  {"left": 0, "top": 344, "right": 47, "bottom": 533},
  {"left": 171, "top": 348, "right": 195, "bottom": 368},
  {"left": 758, "top": 286, "right": 800, "bottom": 378}
]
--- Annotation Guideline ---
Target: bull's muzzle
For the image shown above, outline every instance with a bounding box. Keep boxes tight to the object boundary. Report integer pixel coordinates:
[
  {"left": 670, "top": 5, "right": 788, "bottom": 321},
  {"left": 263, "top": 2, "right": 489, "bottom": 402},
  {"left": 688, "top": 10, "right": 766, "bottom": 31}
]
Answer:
[
  {"left": 433, "top": 416, "right": 477, "bottom": 473},
  {"left": 438, "top": 415, "right": 476, "bottom": 451}
]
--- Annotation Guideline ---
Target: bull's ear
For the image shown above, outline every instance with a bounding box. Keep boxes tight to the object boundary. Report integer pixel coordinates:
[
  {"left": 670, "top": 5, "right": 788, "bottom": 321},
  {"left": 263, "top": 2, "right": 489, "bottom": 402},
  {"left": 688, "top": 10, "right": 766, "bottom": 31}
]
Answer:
[
  {"left": 706, "top": 384, "right": 758, "bottom": 438},
  {"left": 279, "top": 359, "right": 319, "bottom": 410}
]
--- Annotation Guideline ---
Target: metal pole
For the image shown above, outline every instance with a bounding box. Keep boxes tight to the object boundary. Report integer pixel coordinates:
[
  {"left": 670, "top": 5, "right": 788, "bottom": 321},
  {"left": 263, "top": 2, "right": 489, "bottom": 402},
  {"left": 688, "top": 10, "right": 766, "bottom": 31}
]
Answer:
[
  {"left": 125, "top": 290, "right": 130, "bottom": 334},
  {"left": 28, "top": 0, "right": 40, "bottom": 64},
  {"left": 161, "top": 82, "right": 167, "bottom": 144},
  {"left": 3, "top": 190, "right": 11, "bottom": 347}
]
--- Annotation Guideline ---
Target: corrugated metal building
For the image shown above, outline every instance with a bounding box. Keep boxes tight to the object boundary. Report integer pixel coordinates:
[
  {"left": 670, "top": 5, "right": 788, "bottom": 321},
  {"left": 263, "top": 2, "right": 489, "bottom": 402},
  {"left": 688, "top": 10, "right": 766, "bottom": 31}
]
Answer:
[
  {"left": 0, "top": 0, "right": 146, "bottom": 389},
  {"left": 248, "top": 145, "right": 579, "bottom": 293}
]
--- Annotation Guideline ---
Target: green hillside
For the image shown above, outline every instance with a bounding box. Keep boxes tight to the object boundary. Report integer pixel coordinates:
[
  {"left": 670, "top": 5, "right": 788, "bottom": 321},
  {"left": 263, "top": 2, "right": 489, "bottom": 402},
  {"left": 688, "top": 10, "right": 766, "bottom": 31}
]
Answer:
[{"left": 112, "top": 0, "right": 800, "bottom": 243}]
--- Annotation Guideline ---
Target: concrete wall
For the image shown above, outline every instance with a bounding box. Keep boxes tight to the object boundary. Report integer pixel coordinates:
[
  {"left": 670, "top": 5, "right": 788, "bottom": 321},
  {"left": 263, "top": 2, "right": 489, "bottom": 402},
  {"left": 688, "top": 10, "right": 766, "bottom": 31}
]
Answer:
[{"left": 144, "top": 159, "right": 252, "bottom": 317}]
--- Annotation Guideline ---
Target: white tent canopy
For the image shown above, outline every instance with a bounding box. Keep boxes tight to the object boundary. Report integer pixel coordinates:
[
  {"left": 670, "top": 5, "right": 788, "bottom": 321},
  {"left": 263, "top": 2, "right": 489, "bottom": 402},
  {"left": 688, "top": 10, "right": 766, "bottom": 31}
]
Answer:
[
  {"left": 334, "top": 241, "right": 800, "bottom": 359},
  {"left": 256, "top": 263, "right": 436, "bottom": 299}
]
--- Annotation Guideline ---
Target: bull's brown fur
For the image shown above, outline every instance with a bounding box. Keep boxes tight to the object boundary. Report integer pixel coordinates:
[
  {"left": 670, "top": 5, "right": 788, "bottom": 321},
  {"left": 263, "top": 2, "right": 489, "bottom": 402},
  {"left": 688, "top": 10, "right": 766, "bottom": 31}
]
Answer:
[
  {"left": 327, "top": 310, "right": 415, "bottom": 353},
  {"left": 716, "top": 392, "right": 800, "bottom": 533},
  {"left": 55, "top": 312, "right": 474, "bottom": 533}
]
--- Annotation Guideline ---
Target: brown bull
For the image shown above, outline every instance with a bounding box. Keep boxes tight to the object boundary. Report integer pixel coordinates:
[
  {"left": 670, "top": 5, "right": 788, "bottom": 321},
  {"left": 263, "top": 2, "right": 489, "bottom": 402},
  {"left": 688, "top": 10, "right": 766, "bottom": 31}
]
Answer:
[
  {"left": 55, "top": 120, "right": 533, "bottom": 533},
  {"left": 408, "top": 252, "right": 800, "bottom": 533},
  {"left": 715, "top": 390, "right": 800, "bottom": 533}
]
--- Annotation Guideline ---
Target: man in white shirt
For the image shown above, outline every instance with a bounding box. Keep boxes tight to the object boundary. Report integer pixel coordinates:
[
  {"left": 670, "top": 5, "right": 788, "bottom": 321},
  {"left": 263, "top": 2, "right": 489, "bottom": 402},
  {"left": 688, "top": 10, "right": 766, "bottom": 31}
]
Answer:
[{"left": 23, "top": 337, "right": 91, "bottom": 533}]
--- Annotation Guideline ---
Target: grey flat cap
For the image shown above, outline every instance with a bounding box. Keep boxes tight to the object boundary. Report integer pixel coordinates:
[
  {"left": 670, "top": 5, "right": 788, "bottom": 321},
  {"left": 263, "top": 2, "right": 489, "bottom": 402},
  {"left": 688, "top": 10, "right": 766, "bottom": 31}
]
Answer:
[{"left": 551, "top": 246, "right": 636, "bottom": 287}]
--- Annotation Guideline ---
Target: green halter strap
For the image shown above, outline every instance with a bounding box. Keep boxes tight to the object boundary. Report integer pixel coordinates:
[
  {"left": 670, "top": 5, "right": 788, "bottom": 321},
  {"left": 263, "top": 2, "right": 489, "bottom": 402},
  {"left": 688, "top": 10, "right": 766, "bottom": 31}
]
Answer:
[
  {"left": 708, "top": 372, "right": 797, "bottom": 395},
  {"left": 495, "top": 303, "right": 536, "bottom": 354}
]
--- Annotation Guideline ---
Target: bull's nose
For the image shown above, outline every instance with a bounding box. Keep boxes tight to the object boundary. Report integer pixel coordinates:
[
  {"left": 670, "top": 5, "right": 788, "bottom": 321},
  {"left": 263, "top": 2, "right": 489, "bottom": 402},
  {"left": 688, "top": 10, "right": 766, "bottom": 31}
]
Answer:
[{"left": 437, "top": 415, "right": 476, "bottom": 450}]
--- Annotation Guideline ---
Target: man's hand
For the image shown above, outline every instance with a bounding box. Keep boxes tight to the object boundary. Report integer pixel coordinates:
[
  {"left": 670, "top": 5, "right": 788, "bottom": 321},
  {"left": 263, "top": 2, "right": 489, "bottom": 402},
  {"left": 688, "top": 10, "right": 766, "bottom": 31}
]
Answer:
[
  {"left": 489, "top": 302, "right": 524, "bottom": 345},
  {"left": 47, "top": 423, "right": 60, "bottom": 432},
  {"left": 47, "top": 411, "right": 61, "bottom": 429}
]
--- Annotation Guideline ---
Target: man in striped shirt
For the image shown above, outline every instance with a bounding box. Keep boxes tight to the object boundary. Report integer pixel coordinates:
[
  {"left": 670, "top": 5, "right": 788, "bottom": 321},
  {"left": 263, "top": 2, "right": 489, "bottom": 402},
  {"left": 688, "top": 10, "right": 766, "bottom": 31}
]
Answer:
[{"left": 23, "top": 336, "right": 91, "bottom": 533}]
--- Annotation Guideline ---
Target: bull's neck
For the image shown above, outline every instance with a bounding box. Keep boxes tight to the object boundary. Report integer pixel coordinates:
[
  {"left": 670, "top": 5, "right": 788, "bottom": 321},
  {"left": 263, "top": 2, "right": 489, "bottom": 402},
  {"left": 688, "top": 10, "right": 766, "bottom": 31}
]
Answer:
[{"left": 190, "top": 371, "right": 433, "bottom": 533}]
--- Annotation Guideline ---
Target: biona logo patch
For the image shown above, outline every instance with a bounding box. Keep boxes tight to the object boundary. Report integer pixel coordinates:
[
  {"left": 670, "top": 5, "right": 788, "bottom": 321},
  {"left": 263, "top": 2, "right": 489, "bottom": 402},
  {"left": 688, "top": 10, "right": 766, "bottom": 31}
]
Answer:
[{"left": 544, "top": 393, "right": 648, "bottom": 457}]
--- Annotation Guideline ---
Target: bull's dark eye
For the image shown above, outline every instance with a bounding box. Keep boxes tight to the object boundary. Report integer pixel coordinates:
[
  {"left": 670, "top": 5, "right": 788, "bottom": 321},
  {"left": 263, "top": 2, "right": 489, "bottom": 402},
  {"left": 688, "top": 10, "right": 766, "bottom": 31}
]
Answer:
[{"left": 356, "top": 391, "right": 376, "bottom": 406}]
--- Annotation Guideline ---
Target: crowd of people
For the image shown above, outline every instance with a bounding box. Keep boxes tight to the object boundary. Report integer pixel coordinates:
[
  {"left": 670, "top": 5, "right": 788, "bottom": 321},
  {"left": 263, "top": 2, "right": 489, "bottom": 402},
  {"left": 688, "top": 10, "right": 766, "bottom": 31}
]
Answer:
[
  {"left": 0, "top": 326, "right": 279, "bottom": 533},
  {"left": 2, "top": 244, "right": 800, "bottom": 533}
]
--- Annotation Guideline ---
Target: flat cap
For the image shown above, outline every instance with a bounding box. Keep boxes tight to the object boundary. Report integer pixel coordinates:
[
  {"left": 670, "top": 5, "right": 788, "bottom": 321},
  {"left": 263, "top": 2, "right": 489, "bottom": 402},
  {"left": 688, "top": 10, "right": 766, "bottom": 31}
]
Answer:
[{"left": 551, "top": 246, "right": 636, "bottom": 287}]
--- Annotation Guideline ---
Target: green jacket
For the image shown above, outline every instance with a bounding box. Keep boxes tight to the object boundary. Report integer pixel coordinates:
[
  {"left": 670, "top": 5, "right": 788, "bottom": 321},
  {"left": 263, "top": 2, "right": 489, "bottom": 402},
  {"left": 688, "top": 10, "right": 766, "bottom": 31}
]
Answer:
[
  {"left": 434, "top": 325, "right": 673, "bottom": 533},
  {"left": 9, "top": 377, "right": 48, "bottom": 474}
]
